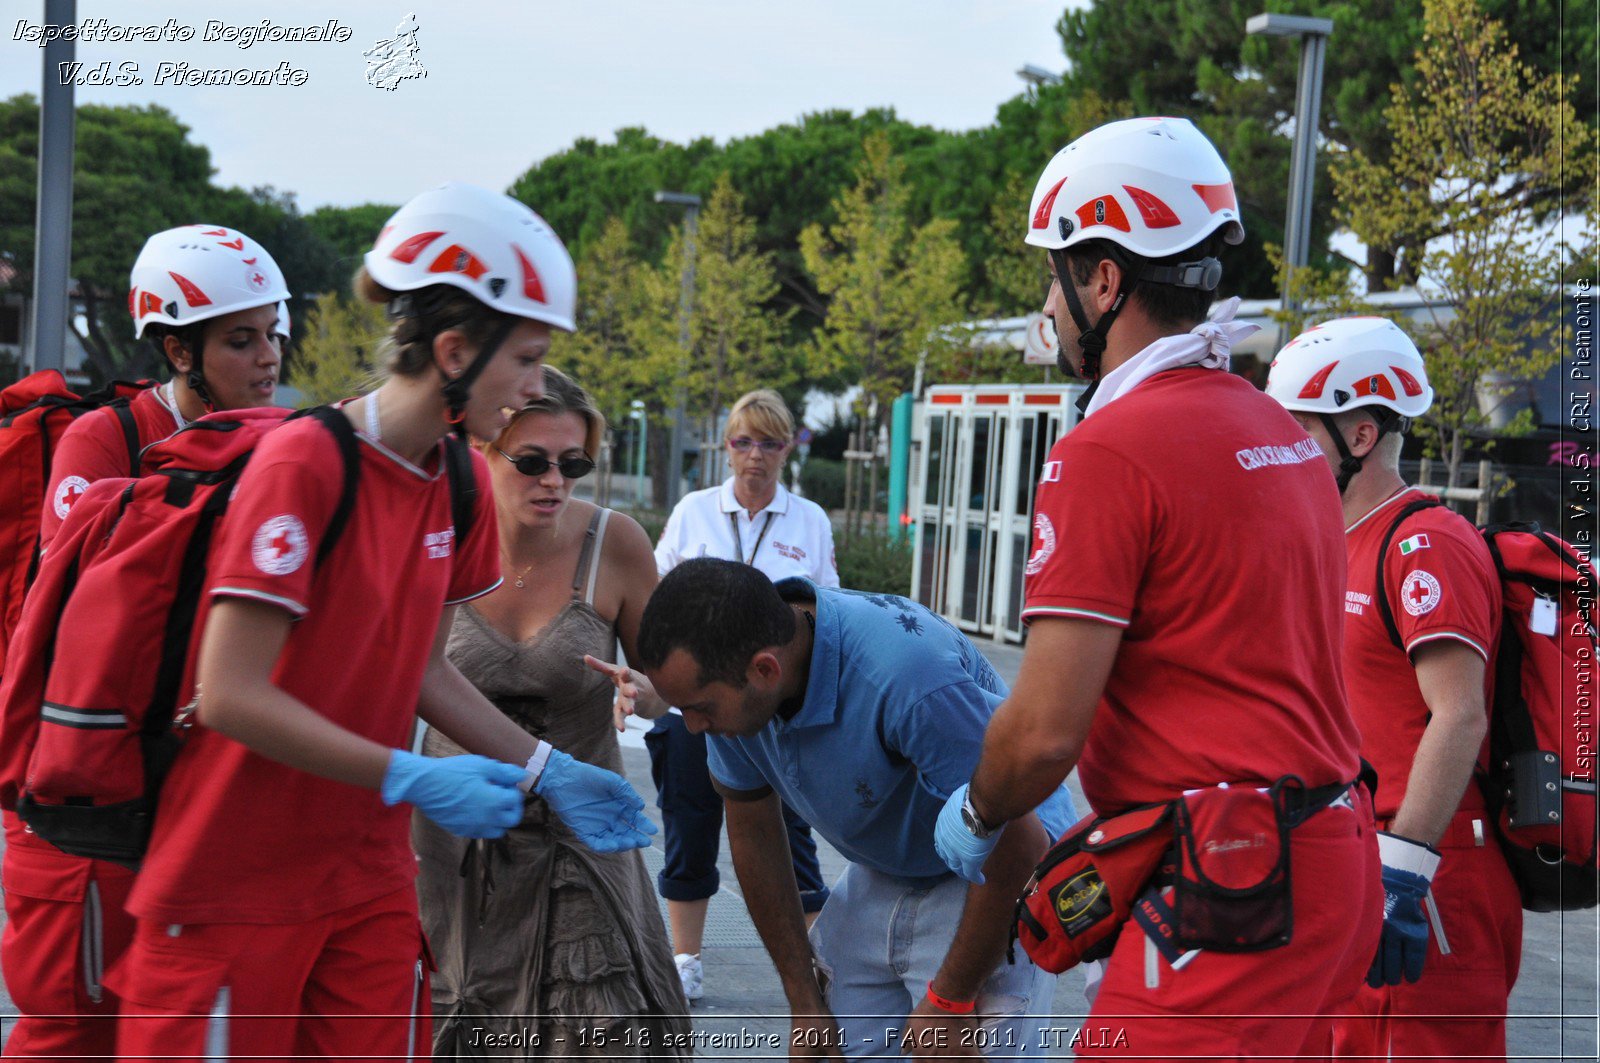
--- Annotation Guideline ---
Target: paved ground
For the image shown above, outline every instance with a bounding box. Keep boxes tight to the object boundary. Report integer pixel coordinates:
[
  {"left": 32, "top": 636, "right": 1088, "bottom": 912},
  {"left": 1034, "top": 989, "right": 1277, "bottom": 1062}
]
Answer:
[{"left": 2, "top": 639, "right": 1595, "bottom": 1059}]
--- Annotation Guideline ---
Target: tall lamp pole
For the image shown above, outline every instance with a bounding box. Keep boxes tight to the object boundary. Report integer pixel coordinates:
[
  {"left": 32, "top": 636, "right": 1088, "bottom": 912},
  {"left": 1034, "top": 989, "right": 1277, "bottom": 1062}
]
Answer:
[
  {"left": 30, "top": 0, "right": 77, "bottom": 373},
  {"left": 630, "top": 399, "right": 648, "bottom": 506},
  {"left": 1247, "top": 13, "right": 1335, "bottom": 341},
  {"left": 654, "top": 190, "right": 702, "bottom": 509}
]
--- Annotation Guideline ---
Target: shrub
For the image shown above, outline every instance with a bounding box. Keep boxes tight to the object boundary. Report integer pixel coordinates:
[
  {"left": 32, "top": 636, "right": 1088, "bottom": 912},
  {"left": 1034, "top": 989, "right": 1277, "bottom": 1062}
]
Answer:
[
  {"left": 799, "top": 457, "right": 845, "bottom": 511},
  {"left": 836, "top": 529, "right": 912, "bottom": 595}
]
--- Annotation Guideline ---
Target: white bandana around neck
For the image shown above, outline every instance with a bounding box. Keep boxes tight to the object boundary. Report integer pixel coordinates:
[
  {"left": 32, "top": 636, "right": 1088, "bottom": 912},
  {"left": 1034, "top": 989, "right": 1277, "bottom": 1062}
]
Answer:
[{"left": 1080, "top": 296, "right": 1260, "bottom": 419}]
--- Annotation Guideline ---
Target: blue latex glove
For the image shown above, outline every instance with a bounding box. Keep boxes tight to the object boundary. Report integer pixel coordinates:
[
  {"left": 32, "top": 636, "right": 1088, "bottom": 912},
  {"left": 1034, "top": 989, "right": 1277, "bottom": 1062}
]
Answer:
[
  {"left": 534, "top": 749, "right": 657, "bottom": 853},
  {"left": 381, "top": 750, "right": 526, "bottom": 839},
  {"left": 1367, "top": 831, "right": 1441, "bottom": 988},
  {"left": 934, "top": 783, "right": 1002, "bottom": 884}
]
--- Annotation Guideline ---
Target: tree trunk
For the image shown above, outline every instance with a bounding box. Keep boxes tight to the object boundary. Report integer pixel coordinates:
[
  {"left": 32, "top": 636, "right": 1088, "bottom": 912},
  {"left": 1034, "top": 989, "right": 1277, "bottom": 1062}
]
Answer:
[
  {"left": 1363, "top": 247, "right": 1399, "bottom": 294},
  {"left": 649, "top": 421, "right": 673, "bottom": 511},
  {"left": 1444, "top": 428, "right": 1465, "bottom": 498},
  {"left": 75, "top": 289, "right": 124, "bottom": 383}
]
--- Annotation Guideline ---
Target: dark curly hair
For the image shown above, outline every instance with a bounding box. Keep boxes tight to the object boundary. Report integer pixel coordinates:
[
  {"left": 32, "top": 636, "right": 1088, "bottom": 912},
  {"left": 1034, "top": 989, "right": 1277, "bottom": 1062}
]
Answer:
[{"left": 637, "top": 559, "right": 797, "bottom": 687}]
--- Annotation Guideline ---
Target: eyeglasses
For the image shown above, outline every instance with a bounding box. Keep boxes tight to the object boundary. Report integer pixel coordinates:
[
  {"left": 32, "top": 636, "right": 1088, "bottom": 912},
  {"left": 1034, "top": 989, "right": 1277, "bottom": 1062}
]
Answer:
[
  {"left": 495, "top": 448, "right": 595, "bottom": 479},
  {"left": 727, "top": 437, "right": 787, "bottom": 453}
]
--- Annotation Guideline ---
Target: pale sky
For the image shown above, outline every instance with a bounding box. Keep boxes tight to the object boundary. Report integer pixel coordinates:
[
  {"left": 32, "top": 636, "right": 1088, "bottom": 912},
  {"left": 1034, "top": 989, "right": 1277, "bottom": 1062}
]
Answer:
[{"left": 1, "top": 0, "right": 1074, "bottom": 210}]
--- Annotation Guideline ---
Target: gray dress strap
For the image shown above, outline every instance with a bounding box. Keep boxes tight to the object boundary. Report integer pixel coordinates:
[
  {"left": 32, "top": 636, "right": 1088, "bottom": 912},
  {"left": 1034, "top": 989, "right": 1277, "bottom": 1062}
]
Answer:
[{"left": 582, "top": 509, "right": 611, "bottom": 606}]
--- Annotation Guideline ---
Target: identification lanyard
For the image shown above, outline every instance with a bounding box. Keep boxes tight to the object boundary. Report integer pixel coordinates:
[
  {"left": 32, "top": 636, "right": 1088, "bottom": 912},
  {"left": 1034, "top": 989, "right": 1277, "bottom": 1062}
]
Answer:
[{"left": 730, "top": 511, "right": 777, "bottom": 566}]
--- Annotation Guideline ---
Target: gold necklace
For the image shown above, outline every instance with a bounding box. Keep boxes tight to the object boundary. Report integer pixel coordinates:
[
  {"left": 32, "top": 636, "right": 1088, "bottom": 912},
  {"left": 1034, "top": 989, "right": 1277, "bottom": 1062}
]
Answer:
[{"left": 500, "top": 547, "right": 536, "bottom": 589}]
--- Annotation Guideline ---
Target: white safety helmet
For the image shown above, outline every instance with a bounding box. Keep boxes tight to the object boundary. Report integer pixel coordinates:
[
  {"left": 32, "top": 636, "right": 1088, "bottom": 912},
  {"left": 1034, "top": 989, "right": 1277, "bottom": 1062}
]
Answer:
[
  {"left": 364, "top": 182, "right": 576, "bottom": 333},
  {"left": 273, "top": 300, "right": 291, "bottom": 344},
  {"left": 128, "top": 225, "right": 289, "bottom": 339},
  {"left": 1267, "top": 317, "right": 1432, "bottom": 493},
  {"left": 1266, "top": 317, "right": 1434, "bottom": 419},
  {"left": 1025, "top": 117, "right": 1245, "bottom": 259}
]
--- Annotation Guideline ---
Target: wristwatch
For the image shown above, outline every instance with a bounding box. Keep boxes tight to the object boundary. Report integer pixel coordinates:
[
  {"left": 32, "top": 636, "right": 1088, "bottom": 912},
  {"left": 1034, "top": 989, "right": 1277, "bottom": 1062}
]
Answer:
[{"left": 960, "top": 788, "right": 1002, "bottom": 839}]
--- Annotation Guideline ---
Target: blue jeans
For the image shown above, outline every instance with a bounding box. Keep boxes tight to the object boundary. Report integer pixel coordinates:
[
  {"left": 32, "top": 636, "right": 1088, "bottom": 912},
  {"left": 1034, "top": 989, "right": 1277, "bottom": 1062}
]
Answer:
[
  {"left": 645, "top": 713, "right": 829, "bottom": 912},
  {"left": 808, "top": 863, "right": 1054, "bottom": 1060}
]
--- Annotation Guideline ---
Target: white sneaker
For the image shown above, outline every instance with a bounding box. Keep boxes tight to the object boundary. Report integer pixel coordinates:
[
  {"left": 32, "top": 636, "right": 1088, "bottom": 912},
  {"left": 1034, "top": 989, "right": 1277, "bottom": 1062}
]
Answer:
[{"left": 674, "top": 952, "right": 703, "bottom": 1003}]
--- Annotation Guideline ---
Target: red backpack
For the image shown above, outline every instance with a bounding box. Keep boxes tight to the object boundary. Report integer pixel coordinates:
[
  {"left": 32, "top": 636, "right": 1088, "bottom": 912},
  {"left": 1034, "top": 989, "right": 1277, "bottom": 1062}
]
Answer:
[
  {"left": 1377, "top": 502, "right": 1599, "bottom": 912},
  {"left": 0, "top": 405, "right": 478, "bottom": 867},
  {"left": 0, "top": 370, "right": 153, "bottom": 676}
]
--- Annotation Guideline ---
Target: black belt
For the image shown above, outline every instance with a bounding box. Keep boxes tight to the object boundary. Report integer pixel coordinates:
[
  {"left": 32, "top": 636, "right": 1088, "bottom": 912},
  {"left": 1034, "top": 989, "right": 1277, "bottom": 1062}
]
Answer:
[{"left": 1283, "top": 779, "right": 1354, "bottom": 827}]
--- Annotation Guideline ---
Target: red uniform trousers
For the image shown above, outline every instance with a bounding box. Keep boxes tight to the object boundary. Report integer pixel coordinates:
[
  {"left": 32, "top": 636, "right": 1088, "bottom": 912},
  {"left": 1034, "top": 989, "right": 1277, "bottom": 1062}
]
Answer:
[
  {"left": 1, "top": 812, "right": 138, "bottom": 1062},
  {"left": 1334, "top": 805, "right": 1523, "bottom": 1061},
  {"left": 1081, "top": 794, "right": 1384, "bottom": 1063},
  {"left": 108, "top": 883, "right": 431, "bottom": 1062}
]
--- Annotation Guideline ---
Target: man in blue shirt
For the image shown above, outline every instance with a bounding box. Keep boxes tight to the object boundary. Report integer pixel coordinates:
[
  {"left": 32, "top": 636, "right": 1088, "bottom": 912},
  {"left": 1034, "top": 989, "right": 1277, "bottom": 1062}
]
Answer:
[{"left": 634, "top": 559, "right": 1075, "bottom": 1061}]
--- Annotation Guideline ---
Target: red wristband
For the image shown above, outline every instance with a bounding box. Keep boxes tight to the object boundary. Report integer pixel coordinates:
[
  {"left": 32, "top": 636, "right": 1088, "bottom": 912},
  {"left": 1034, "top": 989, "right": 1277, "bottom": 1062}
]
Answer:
[{"left": 925, "top": 982, "right": 976, "bottom": 1014}]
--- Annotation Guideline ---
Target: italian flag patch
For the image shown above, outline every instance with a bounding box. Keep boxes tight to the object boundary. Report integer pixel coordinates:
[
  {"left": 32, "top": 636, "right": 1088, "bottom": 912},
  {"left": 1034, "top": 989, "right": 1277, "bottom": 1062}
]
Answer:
[{"left": 1398, "top": 533, "right": 1431, "bottom": 554}]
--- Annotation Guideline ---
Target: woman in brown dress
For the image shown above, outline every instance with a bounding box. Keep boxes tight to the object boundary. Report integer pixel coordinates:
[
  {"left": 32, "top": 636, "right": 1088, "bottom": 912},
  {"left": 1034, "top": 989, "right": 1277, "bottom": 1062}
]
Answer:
[{"left": 414, "top": 367, "right": 690, "bottom": 1058}]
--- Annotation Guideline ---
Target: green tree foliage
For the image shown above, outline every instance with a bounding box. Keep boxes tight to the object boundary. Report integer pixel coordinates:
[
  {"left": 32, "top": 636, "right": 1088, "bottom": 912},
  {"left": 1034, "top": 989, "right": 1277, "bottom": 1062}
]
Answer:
[
  {"left": 555, "top": 215, "right": 664, "bottom": 420},
  {"left": 0, "top": 96, "right": 341, "bottom": 381},
  {"left": 287, "top": 290, "right": 388, "bottom": 406},
  {"left": 305, "top": 203, "right": 396, "bottom": 275},
  {"left": 1290, "top": 0, "right": 1593, "bottom": 490},
  {"left": 550, "top": 216, "right": 681, "bottom": 504},
  {"left": 801, "top": 132, "right": 968, "bottom": 412},
  {"left": 509, "top": 127, "right": 713, "bottom": 265},
  {"left": 678, "top": 174, "right": 795, "bottom": 434},
  {"left": 801, "top": 133, "right": 968, "bottom": 532},
  {"left": 1054, "top": 0, "right": 1594, "bottom": 294}
]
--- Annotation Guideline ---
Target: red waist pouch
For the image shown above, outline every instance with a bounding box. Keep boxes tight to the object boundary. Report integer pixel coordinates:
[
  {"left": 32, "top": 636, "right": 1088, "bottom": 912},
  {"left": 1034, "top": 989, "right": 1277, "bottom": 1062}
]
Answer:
[{"left": 1013, "top": 801, "right": 1176, "bottom": 974}]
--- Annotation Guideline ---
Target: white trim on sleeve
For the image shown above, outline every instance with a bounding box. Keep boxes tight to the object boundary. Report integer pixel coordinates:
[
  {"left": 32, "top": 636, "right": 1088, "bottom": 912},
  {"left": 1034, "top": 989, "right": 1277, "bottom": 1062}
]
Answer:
[
  {"left": 1405, "top": 630, "right": 1490, "bottom": 662},
  {"left": 1020, "top": 605, "right": 1132, "bottom": 628},
  {"left": 209, "top": 586, "right": 309, "bottom": 618}
]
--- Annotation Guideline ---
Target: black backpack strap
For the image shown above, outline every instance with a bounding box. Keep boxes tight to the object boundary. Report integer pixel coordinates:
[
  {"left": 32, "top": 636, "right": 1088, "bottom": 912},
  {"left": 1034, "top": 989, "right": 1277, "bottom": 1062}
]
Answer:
[
  {"left": 112, "top": 400, "right": 140, "bottom": 478},
  {"left": 299, "top": 406, "right": 363, "bottom": 567},
  {"left": 1374, "top": 498, "right": 1446, "bottom": 652},
  {"left": 442, "top": 435, "right": 478, "bottom": 543}
]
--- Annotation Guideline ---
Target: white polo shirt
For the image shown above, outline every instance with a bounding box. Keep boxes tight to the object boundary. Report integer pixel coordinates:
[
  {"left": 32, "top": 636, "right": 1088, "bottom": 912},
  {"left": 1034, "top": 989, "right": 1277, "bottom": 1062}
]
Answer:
[{"left": 655, "top": 478, "right": 839, "bottom": 587}]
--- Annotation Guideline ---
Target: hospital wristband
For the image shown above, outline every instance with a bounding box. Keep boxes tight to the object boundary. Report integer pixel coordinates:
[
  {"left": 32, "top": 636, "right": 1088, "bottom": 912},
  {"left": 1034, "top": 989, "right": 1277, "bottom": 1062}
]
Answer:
[
  {"left": 519, "top": 740, "right": 554, "bottom": 793},
  {"left": 925, "top": 982, "right": 975, "bottom": 1014}
]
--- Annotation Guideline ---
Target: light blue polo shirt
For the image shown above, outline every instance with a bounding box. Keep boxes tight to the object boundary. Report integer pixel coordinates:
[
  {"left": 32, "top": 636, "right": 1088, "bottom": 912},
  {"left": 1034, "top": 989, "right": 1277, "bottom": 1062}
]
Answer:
[{"left": 707, "top": 580, "right": 1077, "bottom": 882}]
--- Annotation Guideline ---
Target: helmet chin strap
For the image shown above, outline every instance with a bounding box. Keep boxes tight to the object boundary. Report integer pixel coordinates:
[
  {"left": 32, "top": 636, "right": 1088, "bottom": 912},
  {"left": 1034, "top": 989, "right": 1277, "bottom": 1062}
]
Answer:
[
  {"left": 1318, "top": 413, "right": 1364, "bottom": 494},
  {"left": 173, "top": 331, "right": 214, "bottom": 414},
  {"left": 1051, "top": 249, "right": 1139, "bottom": 414},
  {"left": 438, "top": 316, "right": 516, "bottom": 439},
  {"left": 185, "top": 367, "right": 215, "bottom": 414},
  {"left": 1318, "top": 409, "right": 1407, "bottom": 495}
]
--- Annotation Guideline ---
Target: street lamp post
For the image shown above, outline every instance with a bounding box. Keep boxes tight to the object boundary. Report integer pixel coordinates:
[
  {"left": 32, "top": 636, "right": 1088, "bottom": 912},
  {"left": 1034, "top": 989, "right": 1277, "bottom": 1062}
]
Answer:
[
  {"left": 1247, "top": 12, "right": 1335, "bottom": 340},
  {"left": 30, "top": 0, "right": 77, "bottom": 373},
  {"left": 1015, "top": 64, "right": 1062, "bottom": 88},
  {"left": 630, "top": 400, "right": 648, "bottom": 507},
  {"left": 654, "top": 190, "right": 702, "bottom": 510}
]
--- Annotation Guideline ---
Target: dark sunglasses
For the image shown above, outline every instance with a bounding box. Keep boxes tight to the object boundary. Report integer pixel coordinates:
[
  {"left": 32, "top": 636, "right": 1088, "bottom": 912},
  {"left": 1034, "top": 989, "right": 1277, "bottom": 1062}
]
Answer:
[{"left": 495, "top": 448, "right": 595, "bottom": 479}]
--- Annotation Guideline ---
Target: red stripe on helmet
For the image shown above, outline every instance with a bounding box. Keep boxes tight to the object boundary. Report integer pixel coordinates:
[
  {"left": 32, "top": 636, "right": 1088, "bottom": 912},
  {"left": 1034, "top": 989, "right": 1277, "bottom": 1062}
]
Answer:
[
  {"left": 427, "top": 244, "right": 489, "bottom": 280},
  {"left": 1192, "top": 182, "right": 1237, "bottom": 213},
  {"left": 167, "top": 271, "right": 212, "bottom": 308},
  {"left": 218, "top": 237, "right": 245, "bottom": 251},
  {"left": 1353, "top": 373, "right": 1397, "bottom": 401},
  {"left": 1392, "top": 365, "right": 1425, "bottom": 397},
  {"left": 1031, "top": 177, "right": 1068, "bottom": 231},
  {"left": 389, "top": 231, "right": 445, "bottom": 265},
  {"left": 1298, "top": 360, "right": 1339, "bottom": 400},
  {"left": 1122, "top": 186, "right": 1180, "bottom": 229},
  {"left": 1076, "top": 195, "right": 1131, "bottom": 233},
  {"left": 515, "top": 246, "right": 547, "bottom": 303}
]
